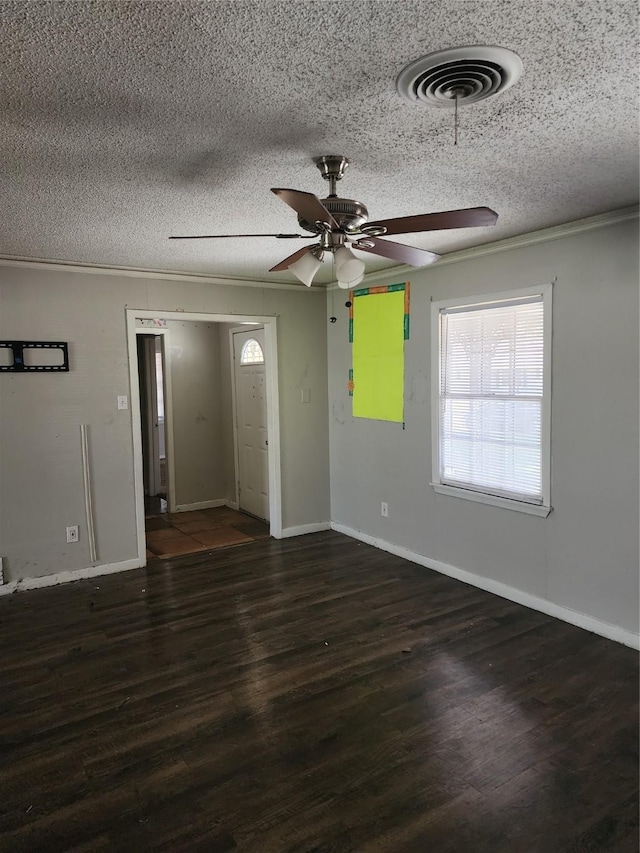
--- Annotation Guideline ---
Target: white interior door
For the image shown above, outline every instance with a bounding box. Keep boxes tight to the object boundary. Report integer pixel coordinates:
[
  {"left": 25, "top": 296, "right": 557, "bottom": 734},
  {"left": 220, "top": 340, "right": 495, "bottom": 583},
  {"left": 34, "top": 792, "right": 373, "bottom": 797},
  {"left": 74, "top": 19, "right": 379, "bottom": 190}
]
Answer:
[{"left": 233, "top": 328, "right": 269, "bottom": 521}]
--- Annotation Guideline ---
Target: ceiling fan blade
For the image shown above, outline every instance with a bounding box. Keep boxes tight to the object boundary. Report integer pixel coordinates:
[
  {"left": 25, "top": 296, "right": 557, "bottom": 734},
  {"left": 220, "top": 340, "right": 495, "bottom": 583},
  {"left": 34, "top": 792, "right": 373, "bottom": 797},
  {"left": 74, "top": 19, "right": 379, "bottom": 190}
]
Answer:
[
  {"left": 269, "top": 246, "right": 315, "bottom": 272},
  {"left": 366, "top": 206, "right": 498, "bottom": 236},
  {"left": 354, "top": 237, "right": 440, "bottom": 267},
  {"left": 271, "top": 188, "right": 338, "bottom": 229},
  {"left": 169, "top": 232, "right": 314, "bottom": 240}
]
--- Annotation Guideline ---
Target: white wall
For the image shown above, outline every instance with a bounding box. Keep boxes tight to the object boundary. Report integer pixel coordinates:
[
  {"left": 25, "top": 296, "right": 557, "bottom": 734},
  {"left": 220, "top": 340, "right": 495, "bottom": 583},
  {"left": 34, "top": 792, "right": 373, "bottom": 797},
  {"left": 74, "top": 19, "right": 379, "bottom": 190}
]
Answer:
[
  {"left": 328, "top": 217, "right": 639, "bottom": 639},
  {"left": 1, "top": 215, "right": 637, "bottom": 646},
  {"left": 0, "top": 267, "right": 330, "bottom": 582}
]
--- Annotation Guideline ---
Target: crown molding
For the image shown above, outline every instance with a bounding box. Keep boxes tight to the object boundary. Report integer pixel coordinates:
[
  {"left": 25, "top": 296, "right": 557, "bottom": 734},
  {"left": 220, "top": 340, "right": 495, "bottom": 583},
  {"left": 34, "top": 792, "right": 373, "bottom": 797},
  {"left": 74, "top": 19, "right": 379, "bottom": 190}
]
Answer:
[
  {"left": 1, "top": 206, "right": 636, "bottom": 291},
  {"left": 0, "top": 255, "right": 316, "bottom": 291},
  {"left": 328, "top": 205, "right": 639, "bottom": 289}
]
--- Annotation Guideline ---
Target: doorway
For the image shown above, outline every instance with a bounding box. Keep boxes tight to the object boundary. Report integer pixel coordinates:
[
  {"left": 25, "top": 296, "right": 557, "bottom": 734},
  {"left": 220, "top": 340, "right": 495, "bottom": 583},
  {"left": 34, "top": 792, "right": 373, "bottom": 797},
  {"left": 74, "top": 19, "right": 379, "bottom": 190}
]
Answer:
[
  {"left": 232, "top": 327, "right": 269, "bottom": 522},
  {"left": 137, "top": 334, "right": 168, "bottom": 511},
  {"left": 127, "top": 310, "right": 283, "bottom": 566}
]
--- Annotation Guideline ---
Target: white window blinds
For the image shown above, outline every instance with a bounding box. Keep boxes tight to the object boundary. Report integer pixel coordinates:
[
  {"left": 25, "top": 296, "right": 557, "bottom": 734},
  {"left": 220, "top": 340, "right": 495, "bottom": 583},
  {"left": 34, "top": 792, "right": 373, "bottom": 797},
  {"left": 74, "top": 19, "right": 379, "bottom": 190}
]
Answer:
[{"left": 439, "top": 295, "right": 545, "bottom": 503}]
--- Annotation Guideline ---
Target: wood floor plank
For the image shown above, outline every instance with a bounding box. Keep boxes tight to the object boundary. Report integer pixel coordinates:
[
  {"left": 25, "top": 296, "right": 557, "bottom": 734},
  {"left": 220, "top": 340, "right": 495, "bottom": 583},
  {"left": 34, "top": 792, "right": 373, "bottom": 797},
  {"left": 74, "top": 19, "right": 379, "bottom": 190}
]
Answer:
[{"left": 0, "top": 532, "right": 637, "bottom": 851}]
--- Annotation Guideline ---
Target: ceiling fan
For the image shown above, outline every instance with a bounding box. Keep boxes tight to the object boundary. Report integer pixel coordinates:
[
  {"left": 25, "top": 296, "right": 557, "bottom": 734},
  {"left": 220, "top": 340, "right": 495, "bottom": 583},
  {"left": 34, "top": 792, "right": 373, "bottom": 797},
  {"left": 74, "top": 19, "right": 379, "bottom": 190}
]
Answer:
[{"left": 170, "top": 155, "right": 498, "bottom": 288}]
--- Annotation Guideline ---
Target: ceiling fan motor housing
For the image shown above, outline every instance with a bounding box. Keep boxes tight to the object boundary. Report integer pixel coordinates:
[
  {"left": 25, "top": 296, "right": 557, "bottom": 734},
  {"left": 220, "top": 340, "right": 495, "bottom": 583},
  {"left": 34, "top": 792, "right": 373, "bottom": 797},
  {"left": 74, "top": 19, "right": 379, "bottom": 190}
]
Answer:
[{"left": 298, "top": 197, "right": 370, "bottom": 234}]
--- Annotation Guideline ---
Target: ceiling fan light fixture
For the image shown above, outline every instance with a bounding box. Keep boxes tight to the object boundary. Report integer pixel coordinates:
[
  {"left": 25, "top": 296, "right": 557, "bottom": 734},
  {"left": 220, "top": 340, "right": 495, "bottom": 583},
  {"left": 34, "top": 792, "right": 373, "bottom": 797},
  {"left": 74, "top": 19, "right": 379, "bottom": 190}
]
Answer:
[
  {"left": 334, "top": 245, "right": 365, "bottom": 285},
  {"left": 288, "top": 248, "right": 324, "bottom": 287}
]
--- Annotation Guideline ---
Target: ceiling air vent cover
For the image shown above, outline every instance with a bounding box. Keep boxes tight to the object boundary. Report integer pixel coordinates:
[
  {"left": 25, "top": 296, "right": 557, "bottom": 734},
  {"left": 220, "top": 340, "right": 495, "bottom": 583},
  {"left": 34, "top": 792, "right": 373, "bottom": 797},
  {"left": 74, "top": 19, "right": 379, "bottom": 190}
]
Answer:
[{"left": 396, "top": 45, "right": 522, "bottom": 107}]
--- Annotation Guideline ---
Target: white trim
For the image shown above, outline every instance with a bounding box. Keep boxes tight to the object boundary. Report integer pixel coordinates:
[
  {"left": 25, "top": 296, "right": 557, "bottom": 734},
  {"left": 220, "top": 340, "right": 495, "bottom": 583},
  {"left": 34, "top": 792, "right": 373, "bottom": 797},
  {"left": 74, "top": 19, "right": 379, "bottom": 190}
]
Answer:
[
  {"left": 431, "top": 483, "right": 552, "bottom": 516},
  {"left": 328, "top": 206, "right": 639, "bottom": 287},
  {"left": 0, "top": 558, "right": 142, "bottom": 596},
  {"left": 2, "top": 207, "right": 635, "bottom": 291},
  {"left": 161, "top": 498, "right": 241, "bottom": 513},
  {"left": 431, "top": 282, "right": 553, "bottom": 311},
  {"left": 172, "top": 499, "right": 228, "bottom": 513},
  {"left": 541, "top": 282, "right": 553, "bottom": 506},
  {"left": 426, "top": 206, "right": 638, "bottom": 265},
  {"left": 132, "top": 309, "right": 276, "bottom": 326},
  {"left": 430, "top": 294, "right": 442, "bottom": 500},
  {"left": 279, "top": 522, "right": 331, "bottom": 539},
  {"left": 126, "top": 309, "right": 283, "bottom": 567},
  {"left": 263, "top": 322, "right": 282, "bottom": 539},
  {"left": 128, "top": 321, "right": 150, "bottom": 565},
  {"left": 0, "top": 256, "right": 315, "bottom": 290},
  {"left": 331, "top": 523, "right": 640, "bottom": 650},
  {"left": 430, "top": 283, "right": 552, "bottom": 515}
]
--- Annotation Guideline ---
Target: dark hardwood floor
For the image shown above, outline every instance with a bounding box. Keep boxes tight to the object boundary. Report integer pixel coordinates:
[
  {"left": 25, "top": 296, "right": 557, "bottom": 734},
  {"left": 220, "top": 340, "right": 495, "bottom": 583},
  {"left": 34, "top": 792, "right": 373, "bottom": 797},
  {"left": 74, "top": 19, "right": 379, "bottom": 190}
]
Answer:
[
  {"left": 0, "top": 532, "right": 637, "bottom": 852},
  {"left": 145, "top": 504, "right": 270, "bottom": 560}
]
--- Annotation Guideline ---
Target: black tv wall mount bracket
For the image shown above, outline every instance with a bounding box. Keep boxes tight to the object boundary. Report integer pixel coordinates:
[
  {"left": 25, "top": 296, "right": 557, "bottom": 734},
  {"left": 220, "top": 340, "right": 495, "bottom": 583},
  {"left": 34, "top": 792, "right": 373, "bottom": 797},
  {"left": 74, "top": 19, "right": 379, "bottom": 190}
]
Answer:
[{"left": 0, "top": 341, "right": 69, "bottom": 372}]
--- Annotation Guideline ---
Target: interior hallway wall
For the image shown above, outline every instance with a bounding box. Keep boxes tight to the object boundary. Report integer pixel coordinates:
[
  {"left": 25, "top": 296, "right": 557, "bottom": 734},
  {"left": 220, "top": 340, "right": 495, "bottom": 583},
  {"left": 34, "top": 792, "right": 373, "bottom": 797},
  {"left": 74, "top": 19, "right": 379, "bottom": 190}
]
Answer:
[{"left": 164, "top": 319, "right": 226, "bottom": 510}]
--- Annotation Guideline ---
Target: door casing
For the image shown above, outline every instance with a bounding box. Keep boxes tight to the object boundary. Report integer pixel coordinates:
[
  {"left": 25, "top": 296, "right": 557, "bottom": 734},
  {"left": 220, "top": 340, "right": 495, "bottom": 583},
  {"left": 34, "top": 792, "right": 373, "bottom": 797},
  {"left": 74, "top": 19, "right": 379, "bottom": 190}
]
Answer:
[{"left": 126, "top": 309, "right": 282, "bottom": 567}]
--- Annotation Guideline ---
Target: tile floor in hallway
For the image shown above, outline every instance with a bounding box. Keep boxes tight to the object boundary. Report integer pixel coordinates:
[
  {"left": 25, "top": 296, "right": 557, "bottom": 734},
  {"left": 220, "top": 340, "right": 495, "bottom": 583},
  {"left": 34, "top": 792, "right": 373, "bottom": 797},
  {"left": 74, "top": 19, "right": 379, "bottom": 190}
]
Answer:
[{"left": 145, "top": 501, "right": 270, "bottom": 559}]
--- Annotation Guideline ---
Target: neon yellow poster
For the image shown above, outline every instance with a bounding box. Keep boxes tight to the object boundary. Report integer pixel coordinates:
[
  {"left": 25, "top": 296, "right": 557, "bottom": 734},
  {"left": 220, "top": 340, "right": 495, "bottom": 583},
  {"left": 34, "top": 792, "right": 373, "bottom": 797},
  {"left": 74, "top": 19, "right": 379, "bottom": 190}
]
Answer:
[{"left": 350, "top": 284, "right": 409, "bottom": 423}]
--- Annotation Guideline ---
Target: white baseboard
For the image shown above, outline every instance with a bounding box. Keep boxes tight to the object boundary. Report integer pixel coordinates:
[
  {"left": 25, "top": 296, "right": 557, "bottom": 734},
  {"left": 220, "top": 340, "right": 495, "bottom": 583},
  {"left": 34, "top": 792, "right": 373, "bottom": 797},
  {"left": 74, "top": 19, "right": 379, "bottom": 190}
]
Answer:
[
  {"left": 0, "top": 558, "right": 143, "bottom": 596},
  {"left": 280, "top": 522, "right": 331, "bottom": 539},
  {"left": 172, "top": 499, "right": 228, "bottom": 513},
  {"left": 331, "top": 522, "right": 640, "bottom": 651},
  {"left": 226, "top": 500, "right": 239, "bottom": 511}
]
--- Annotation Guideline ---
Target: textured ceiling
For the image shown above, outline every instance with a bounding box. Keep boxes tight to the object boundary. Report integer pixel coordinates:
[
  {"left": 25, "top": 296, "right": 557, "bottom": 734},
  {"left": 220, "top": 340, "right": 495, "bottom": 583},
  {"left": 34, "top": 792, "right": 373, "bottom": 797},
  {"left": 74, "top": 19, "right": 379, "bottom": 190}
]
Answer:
[{"left": 0, "top": 0, "right": 638, "bottom": 285}]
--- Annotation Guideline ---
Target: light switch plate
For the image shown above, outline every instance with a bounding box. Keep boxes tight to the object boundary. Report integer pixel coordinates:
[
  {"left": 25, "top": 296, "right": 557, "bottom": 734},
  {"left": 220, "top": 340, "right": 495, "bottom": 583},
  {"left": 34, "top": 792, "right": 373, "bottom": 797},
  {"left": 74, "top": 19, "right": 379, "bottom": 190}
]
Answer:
[{"left": 117, "top": 395, "right": 128, "bottom": 410}]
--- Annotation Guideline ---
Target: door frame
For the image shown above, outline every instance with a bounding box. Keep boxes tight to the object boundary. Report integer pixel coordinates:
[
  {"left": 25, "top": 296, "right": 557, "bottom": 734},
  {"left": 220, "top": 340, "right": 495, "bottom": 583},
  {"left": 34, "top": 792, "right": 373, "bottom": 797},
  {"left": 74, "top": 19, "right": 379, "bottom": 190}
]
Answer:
[
  {"left": 229, "top": 325, "right": 268, "bottom": 518},
  {"left": 126, "top": 309, "right": 282, "bottom": 567}
]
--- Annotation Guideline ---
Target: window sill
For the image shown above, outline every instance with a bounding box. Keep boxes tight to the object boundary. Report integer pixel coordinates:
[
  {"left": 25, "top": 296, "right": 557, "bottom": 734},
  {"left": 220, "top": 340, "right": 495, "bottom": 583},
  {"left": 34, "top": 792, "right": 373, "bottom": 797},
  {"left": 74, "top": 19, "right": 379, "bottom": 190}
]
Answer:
[{"left": 431, "top": 483, "right": 552, "bottom": 517}]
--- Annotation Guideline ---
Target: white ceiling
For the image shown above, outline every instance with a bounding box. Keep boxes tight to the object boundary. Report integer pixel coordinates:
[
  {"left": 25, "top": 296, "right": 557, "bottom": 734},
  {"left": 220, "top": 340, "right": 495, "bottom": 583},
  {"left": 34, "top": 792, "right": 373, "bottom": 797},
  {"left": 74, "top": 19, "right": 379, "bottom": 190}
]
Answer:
[{"left": 1, "top": 0, "right": 638, "bottom": 285}]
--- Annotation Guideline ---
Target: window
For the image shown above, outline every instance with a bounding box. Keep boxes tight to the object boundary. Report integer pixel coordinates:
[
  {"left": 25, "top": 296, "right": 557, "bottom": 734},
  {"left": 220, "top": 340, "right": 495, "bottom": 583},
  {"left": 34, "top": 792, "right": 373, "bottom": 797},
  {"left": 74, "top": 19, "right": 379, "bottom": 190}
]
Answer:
[
  {"left": 431, "top": 284, "right": 552, "bottom": 516},
  {"left": 239, "top": 338, "right": 264, "bottom": 365}
]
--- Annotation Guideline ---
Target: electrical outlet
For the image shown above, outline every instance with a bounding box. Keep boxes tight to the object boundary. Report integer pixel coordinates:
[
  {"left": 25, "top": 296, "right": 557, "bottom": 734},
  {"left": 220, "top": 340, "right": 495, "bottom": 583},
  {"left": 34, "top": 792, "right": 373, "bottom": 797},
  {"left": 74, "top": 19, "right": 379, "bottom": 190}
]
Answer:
[
  {"left": 381, "top": 502, "right": 388, "bottom": 517},
  {"left": 66, "top": 525, "right": 79, "bottom": 543}
]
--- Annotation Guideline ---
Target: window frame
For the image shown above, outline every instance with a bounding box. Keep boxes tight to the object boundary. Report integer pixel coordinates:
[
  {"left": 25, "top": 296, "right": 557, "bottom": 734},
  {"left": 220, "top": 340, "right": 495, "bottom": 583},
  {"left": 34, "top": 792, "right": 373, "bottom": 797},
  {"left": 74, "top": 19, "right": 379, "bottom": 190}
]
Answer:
[{"left": 430, "top": 283, "right": 553, "bottom": 517}]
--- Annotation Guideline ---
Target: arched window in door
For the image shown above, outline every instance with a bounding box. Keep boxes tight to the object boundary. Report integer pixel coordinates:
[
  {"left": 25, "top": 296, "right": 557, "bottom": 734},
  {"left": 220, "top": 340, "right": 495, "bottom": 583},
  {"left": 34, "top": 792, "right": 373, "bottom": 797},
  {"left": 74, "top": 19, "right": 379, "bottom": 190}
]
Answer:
[{"left": 239, "top": 338, "right": 265, "bottom": 365}]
